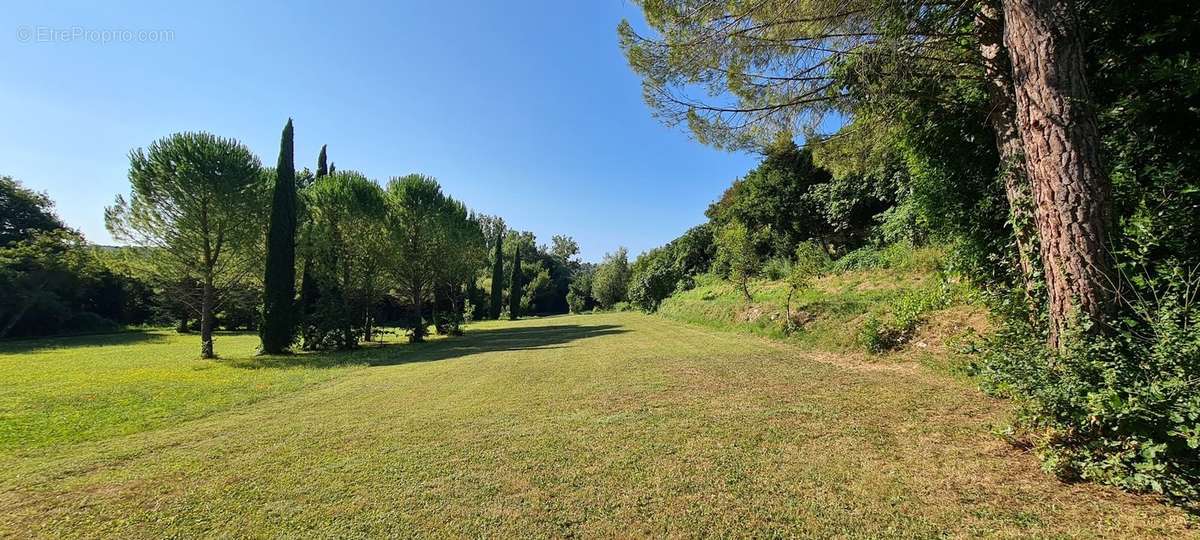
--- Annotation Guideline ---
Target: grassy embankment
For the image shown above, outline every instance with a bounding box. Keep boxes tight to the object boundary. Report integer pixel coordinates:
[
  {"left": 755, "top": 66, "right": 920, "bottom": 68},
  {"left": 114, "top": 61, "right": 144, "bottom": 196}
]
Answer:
[{"left": 658, "top": 244, "right": 990, "bottom": 371}]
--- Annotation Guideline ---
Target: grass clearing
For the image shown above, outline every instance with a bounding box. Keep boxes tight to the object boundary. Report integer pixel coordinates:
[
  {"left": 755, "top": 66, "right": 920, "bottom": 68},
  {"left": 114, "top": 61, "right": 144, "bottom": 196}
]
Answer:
[{"left": 0, "top": 313, "right": 1193, "bottom": 537}]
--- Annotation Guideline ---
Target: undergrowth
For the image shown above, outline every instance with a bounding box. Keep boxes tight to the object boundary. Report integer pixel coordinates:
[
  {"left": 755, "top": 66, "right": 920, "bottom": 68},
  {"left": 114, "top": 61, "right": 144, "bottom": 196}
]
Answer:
[
  {"left": 969, "top": 269, "right": 1200, "bottom": 507},
  {"left": 658, "top": 243, "right": 980, "bottom": 356}
]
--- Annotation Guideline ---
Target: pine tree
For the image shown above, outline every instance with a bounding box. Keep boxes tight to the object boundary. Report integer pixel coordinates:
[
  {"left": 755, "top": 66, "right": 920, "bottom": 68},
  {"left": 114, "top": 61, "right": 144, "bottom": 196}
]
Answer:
[
  {"left": 260, "top": 119, "right": 298, "bottom": 354},
  {"left": 509, "top": 242, "right": 522, "bottom": 320},
  {"left": 489, "top": 233, "right": 504, "bottom": 319}
]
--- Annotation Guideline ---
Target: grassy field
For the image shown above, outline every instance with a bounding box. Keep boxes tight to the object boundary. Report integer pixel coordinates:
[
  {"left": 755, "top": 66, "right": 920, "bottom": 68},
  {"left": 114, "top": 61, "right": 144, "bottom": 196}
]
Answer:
[{"left": 0, "top": 313, "right": 1194, "bottom": 537}]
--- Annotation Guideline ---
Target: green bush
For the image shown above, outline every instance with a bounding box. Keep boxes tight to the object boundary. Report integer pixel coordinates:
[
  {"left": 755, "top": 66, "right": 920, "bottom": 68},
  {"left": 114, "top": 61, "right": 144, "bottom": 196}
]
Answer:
[
  {"left": 858, "top": 278, "right": 960, "bottom": 353},
  {"left": 628, "top": 251, "right": 682, "bottom": 313},
  {"left": 859, "top": 315, "right": 888, "bottom": 353},
  {"left": 832, "top": 242, "right": 943, "bottom": 273},
  {"left": 972, "top": 279, "right": 1200, "bottom": 505},
  {"left": 60, "top": 312, "right": 120, "bottom": 335},
  {"left": 762, "top": 256, "right": 794, "bottom": 280},
  {"left": 566, "top": 290, "right": 586, "bottom": 314}
]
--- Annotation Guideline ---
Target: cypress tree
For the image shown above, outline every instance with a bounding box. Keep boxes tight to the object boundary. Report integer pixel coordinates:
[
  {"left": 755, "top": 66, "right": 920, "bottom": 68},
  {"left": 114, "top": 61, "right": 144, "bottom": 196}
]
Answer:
[
  {"left": 509, "top": 242, "right": 522, "bottom": 320},
  {"left": 298, "top": 145, "right": 327, "bottom": 349},
  {"left": 260, "top": 119, "right": 298, "bottom": 354},
  {"left": 489, "top": 233, "right": 504, "bottom": 319},
  {"left": 316, "top": 145, "right": 328, "bottom": 177}
]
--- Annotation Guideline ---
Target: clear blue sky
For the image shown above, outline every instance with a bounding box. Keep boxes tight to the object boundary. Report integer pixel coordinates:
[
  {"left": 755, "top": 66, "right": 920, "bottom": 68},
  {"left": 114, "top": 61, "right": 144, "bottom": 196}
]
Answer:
[{"left": 1, "top": 0, "right": 760, "bottom": 262}]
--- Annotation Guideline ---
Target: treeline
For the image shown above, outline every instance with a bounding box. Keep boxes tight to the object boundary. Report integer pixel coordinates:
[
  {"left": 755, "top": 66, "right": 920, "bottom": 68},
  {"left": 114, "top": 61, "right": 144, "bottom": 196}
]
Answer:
[
  {"left": 0, "top": 176, "right": 160, "bottom": 338},
  {"left": 580, "top": 136, "right": 884, "bottom": 314},
  {"left": 619, "top": 137, "right": 884, "bottom": 313},
  {"left": 620, "top": 1, "right": 1199, "bottom": 503},
  {"left": 1, "top": 122, "right": 583, "bottom": 356}
]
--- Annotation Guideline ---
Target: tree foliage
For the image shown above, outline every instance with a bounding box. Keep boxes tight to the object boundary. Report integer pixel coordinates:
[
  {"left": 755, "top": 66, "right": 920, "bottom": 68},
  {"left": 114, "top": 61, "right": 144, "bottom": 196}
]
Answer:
[
  {"left": 0, "top": 176, "right": 66, "bottom": 248},
  {"left": 260, "top": 119, "right": 298, "bottom": 354},
  {"left": 300, "top": 171, "right": 388, "bottom": 349},
  {"left": 714, "top": 221, "right": 761, "bottom": 302},
  {"left": 592, "top": 247, "right": 630, "bottom": 309},
  {"left": 105, "top": 132, "right": 266, "bottom": 358}
]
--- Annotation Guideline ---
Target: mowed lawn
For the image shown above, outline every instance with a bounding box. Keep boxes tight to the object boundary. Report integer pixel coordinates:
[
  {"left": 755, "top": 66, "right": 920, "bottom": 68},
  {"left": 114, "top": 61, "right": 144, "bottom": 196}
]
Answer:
[{"left": 0, "top": 314, "right": 1193, "bottom": 538}]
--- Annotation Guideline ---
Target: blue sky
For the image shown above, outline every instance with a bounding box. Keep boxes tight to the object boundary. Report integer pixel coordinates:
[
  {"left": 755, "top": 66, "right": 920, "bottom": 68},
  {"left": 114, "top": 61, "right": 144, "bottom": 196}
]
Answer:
[{"left": 1, "top": 1, "right": 760, "bottom": 262}]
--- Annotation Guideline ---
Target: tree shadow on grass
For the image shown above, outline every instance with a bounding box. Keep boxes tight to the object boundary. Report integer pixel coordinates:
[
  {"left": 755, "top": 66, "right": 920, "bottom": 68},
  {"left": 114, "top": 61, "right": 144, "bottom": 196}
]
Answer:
[
  {"left": 225, "top": 323, "right": 630, "bottom": 370},
  {"left": 0, "top": 330, "right": 170, "bottom": 355}
]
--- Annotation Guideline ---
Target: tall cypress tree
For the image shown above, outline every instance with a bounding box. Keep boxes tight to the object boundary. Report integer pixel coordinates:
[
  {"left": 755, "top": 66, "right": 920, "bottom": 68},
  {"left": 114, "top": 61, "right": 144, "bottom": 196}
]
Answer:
[
  {"left": 489, "top": 233, "right": 504, "bottom": 319},
  {"left": 298, "top": 145, "right": 327, "bottom": 349},
  {"left": 260, "top": 119, "right": 298, "bottom": 353},
  {"left": 509, "top": 242, "right": 522, "bottom": 320}
]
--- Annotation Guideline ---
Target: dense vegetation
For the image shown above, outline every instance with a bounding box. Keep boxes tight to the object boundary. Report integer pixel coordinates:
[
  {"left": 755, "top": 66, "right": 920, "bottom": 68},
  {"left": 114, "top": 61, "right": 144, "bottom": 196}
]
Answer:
[
  {"left": 1, "top": 123, "right": 584, "bottom": 358},
  {"left": 617, "top": 0, "right": 1199, "bottom": 506}
]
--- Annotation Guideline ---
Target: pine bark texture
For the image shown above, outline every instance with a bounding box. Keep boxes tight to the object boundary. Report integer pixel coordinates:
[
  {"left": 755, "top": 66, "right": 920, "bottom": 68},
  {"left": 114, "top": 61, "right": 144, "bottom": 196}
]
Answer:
[
  {"left": 976, "top": 1, "right": 1040, "bottom": 312},
  {"left": 1002, "top": 0, "right": 1111, "bottom": 346}
]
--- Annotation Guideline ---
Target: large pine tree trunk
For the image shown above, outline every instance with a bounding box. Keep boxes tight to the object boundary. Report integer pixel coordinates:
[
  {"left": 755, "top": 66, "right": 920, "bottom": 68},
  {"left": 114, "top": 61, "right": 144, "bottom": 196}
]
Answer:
[
  {"left": 976, "top": 1, "right": 1040, "bottom": 314},
  {"left": 341, "top": 261, "right": 354, "bottom": 349},
  {"left": 411, "top": 285, "right": 424, "bottom": 343},
  {"left": 200, "top": 274, "right": 216, "bottom": 359},
  {"left": 1002, "top": 0, "right": 1111, "bottom": 346}
]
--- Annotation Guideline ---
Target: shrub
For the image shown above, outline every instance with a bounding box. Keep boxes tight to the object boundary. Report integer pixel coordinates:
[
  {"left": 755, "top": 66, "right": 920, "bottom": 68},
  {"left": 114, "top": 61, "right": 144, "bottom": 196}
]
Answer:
[
  {"left": 783, "top": 242, "right": 830, "bottom": 334},
  {"left": 858, "top": 277, "right": 960, "bottom": 352},
  {"left": 462, "top": 299, "right": 475, "bottom": 324},
  {"left": 762, "top": 256, "right": 794, "bottom": 281},
  {"left": 60, "top": 312, "right": 119, "bottom": 334},
  {"left": 628, "top": 253, "right": 682, "bottom": 313},
  {"left": 859, "top": 315, "right": 888, "bottom": 353},
  {"left": 832, "top": 242, "right": 943, "bottom": 273},
  {"left": 973, "top": 274, "right": 1200, "bottom": 505}
]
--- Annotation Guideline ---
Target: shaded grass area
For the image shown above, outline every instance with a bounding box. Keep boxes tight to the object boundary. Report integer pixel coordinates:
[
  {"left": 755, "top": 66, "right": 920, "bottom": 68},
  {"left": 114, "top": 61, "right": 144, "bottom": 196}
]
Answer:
[{"left": 0, "top": 314, "right": 1193, "bottom": 537}]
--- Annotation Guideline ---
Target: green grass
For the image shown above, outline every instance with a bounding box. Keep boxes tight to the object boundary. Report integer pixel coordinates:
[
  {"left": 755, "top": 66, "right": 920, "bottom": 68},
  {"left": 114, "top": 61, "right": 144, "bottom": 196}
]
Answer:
[
  {"left": 0, "top": 314, "right": 1193, "bottom": 537},
  {"left": 0, "top": 328, "right": 449, "bottom": 455},
  {"left": 659, "top": 266, "right": 976, "bottom": 355}
]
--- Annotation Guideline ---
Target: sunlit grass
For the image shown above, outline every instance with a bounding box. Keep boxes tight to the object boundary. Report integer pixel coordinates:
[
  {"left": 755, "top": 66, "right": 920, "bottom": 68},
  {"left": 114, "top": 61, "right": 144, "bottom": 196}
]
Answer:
[{"left": 0, "top": 314, "right": 1190, "bottom": 537}]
